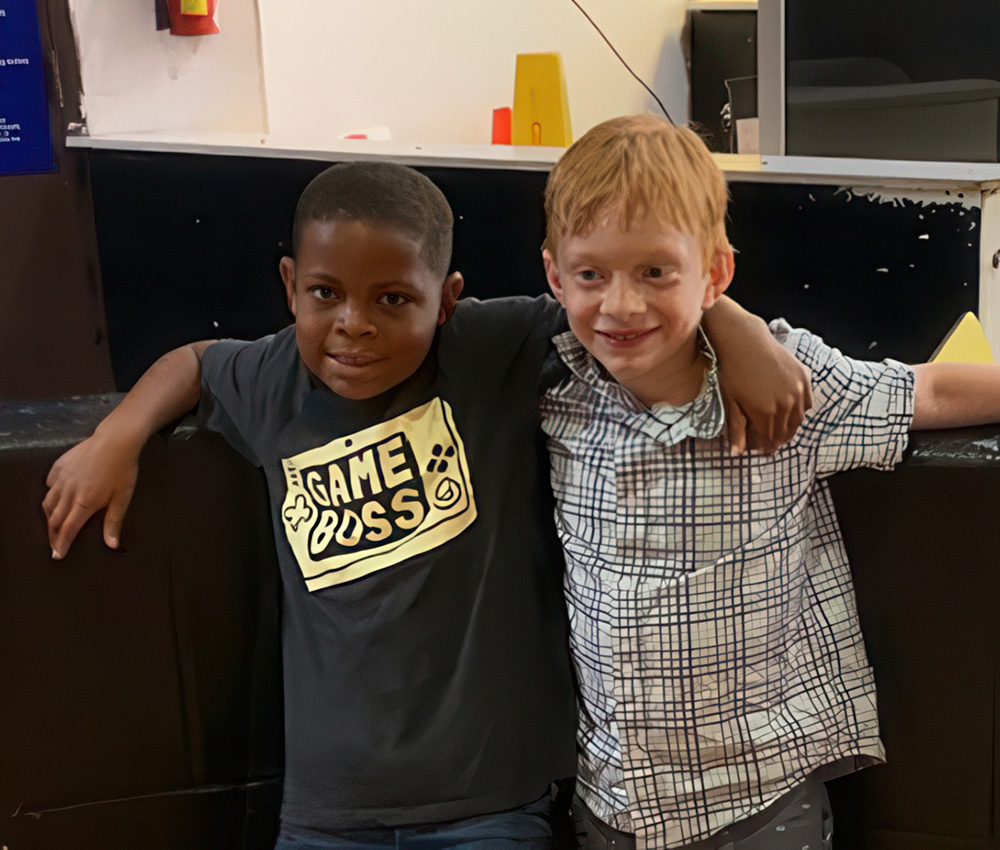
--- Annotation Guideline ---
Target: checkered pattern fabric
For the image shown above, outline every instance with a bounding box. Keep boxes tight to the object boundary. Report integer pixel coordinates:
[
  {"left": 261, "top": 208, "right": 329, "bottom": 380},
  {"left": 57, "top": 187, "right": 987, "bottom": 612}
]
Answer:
[{"left": 540, "top": 320, "right": 914, "bottom": 849}]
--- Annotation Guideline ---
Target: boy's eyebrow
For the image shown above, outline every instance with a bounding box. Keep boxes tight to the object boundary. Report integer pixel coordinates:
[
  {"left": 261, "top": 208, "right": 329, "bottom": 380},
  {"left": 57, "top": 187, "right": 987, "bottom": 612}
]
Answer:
[
  {"left": 300, "top": 271, "right": 340, "bottom": 283},
  {"left": 563, "top": 250, "right": 681, "bottom": 266},
  {"left": 560, "top": 248, "right": 607, "bottom": 264},
  {"left": 300, "top": 270, "right": 426, "bottom": 290}
]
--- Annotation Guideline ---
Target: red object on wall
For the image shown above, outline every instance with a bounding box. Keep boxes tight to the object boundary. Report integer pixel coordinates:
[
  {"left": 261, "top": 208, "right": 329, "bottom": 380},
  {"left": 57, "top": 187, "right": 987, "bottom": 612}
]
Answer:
[
  {"left": 167, "top": 0, "right": 220, "bottom": 36},
  {"left": 492, "top": 107, "right": 512, "bottom": 145}
]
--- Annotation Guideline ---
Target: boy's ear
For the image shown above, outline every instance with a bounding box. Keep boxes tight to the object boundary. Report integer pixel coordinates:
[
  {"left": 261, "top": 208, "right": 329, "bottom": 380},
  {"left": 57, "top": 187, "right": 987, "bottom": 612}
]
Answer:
[
  {"left": 280, "top": 256, "right": 298, "bottom": 316},
  {"left": 542, "top": 249, "right": 565, "bottom": 305},
  {"left": 702, "top": 247, "right": 735, "bottom": 310},
  {"left": 437, "top": 272, "right": 464, "bottom": 325}
]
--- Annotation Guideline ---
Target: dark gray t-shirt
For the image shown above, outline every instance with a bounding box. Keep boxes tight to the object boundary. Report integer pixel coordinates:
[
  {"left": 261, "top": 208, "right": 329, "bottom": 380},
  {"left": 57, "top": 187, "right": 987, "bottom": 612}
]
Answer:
[{"left": 199, "top": 295, "right": 576, "bottom": 832}]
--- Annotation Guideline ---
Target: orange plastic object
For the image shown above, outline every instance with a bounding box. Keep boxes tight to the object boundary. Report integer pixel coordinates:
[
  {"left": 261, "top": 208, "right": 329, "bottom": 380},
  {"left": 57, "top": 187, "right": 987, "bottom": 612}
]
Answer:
[
  {"left": 167, "top": 0, "right": 220, "bottom": 35},
  {"left": 492, "top": 108, "right": 512, "bottom": 145}
]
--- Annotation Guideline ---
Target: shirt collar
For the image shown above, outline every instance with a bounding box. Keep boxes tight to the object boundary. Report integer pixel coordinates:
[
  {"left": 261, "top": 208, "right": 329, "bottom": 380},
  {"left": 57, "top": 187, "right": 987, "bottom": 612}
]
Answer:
[{"left": 552, "top": 326, "right": 725, "bottom": 446}]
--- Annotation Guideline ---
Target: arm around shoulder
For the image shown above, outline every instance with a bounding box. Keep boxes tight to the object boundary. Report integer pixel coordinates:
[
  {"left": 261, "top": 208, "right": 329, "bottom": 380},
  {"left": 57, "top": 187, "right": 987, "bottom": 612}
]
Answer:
[
  {"left": 911, "top": 361, "right": 1000, "bottom": 429},
  {"left": 43, "top": 340, "right": 217, "bottom": 560},
  {"left": 703, "top": 296, "right": 813, "bottom": 453}
]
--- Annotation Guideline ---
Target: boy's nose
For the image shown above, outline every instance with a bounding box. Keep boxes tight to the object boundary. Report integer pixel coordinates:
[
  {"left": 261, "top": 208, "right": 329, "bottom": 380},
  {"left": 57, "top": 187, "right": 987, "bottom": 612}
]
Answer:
[
  {"left": 600, "top": 276, "right": 646, "bottom": 320},
  {"left": 334, "top": 303, "right": 377, "bottom": 337}
]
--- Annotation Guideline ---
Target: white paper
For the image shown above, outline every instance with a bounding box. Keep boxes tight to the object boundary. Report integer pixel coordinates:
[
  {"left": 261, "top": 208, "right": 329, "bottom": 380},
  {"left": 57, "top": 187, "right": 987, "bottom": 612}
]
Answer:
[{"left": 736, "top": 117, "right": 760, "bottom": 155}]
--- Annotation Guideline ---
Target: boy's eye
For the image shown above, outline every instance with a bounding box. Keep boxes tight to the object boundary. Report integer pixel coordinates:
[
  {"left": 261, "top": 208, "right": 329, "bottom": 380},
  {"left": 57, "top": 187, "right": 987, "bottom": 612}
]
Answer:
[
  {"left": 378, "top": 292, "right": 410, "bottom": 307},
  {"left": 578, "top": 270, "right": 601, "bottom": 282},
  {"left": 311, "top": 286, "right": 337, "bottom": 301},
  {"left": 646, "top": 267, "right": 664, "bottom": 279}
]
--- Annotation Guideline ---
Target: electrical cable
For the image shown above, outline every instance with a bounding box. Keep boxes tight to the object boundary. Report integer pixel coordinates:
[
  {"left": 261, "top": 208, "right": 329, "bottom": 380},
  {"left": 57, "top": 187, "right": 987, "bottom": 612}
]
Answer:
[{"left": 566, "top": 0, "right": 675, "bottom": 124}]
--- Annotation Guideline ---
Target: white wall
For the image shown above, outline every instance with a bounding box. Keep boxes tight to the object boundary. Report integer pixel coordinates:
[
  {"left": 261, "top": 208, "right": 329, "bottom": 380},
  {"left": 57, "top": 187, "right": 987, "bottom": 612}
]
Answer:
[
  {"left": 69, "top": 0, "right": 691, "bottom": 145},
  {"left": 68, "top": 0, "right": 267, "bottom": 136},
  {"left": 258, "top": 0, "right": 690, "bottom": 145}
]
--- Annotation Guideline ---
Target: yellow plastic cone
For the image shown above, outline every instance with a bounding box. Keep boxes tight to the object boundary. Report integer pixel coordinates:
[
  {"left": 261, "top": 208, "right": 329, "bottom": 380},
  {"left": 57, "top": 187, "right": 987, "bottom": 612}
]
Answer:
[
  {"left": 931, "top": 312, "right": 995, "bottom": 363},
  {"left": 512, "top": 53, "right": 573, "bottom": 147}
]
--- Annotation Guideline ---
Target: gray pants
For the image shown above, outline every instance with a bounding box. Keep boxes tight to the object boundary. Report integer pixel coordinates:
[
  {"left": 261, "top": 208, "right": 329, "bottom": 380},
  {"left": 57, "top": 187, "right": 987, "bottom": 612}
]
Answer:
[{"left": 573, "top": 780, "right": 833, "bottom": 850}]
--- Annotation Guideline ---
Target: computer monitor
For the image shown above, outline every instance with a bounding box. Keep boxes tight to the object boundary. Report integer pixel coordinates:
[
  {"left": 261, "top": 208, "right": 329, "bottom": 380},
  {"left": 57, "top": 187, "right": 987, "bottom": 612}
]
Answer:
[{"left": 758, "top": 0, "right": 1000, "bottom": 162}]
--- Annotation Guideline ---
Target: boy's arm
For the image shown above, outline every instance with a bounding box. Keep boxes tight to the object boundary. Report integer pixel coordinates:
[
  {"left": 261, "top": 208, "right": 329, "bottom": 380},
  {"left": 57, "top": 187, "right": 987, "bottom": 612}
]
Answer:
[
  {"left": 43, "top": 341, "right": 216, "bottom": 560},
  {"left": 703, "top": 296, "right": 813, "bottom": 453},
  {"left": 912, "top": 362, "right": 1000, "bottom": 429}
]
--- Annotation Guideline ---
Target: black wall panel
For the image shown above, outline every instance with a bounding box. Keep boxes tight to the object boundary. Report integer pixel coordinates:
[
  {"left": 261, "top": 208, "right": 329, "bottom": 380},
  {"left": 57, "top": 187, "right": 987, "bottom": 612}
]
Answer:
[
  {"left": 88, "top": 152, "right": 550, "bottom": 390},
  {"left": 8, "top": 398, "right": 1000, "bottom": 848},
  {"left": 1, "top": 397, "right": 283, "bottom": 850},
  {"left": 727, "top": 182, "right": 979, "bottom": 363},
  {"left": 827, "top": 427, "right": 1000, "bottom": 849},
  {"left": 89, "top": 152, "right": 979, "bottom": 389}
]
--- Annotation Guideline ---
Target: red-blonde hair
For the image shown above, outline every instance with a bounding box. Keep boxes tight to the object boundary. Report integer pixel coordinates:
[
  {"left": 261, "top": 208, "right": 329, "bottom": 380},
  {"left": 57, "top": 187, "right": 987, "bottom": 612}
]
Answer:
[{"left": 544, "top": 114, "right": 730, "bottom": 266}]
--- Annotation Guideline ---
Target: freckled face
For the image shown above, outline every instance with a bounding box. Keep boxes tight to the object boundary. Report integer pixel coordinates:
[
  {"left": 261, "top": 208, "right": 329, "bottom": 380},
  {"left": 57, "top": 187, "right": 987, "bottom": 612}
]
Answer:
[
  {"left": 544, "top": 215, "right": 728, "bottom": 406},
  {"left": 282, "top": 220, "right": 459, "bottom": 400}
]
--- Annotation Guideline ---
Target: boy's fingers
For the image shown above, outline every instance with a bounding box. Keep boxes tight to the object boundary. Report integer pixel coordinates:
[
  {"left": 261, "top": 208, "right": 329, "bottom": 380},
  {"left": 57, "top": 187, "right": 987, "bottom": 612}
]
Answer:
[
  {"left": 44, "top": 489, "right": 67, "bottom": 553},
  {"left": 775, "top": 370, "right": 812, "bottom": 446},
  {"left": 41, "top": 486, "right": 58, "bottom": 520},
  {"left": 103, "top": 518, "right": 123, "bottom": 550},
  {"left": 726, "top": 401, "right": 748, "bottom": 456},
  {"left": 45, "top": 456, "right": 66, "bottom": 489},
  {"left": 769, "top": 390, "right": 809, "bottom": 450},
  {"left": 771, "top": 410, "right": 792, "bottom": 447},
  {"left": 751, "top": 432, "right": 777, "bottom": 454},
  {"left": 44, "top": 489, "right": 70, "bottom": 534},
  {"left": 800, "top": 370, "right": 814, "bottom": 412},
  {"left": 46, "top": 509, "right": 62, "bottom": 553},
  {"left": 103, "top": 486, "right": 135, "bottom": 550},
  {"left": 781, "top": 404, "right": 803, "bottom": 443},
  {"left": 779, "top": 396, "right": 805, "bottom": 442},
  {"left": 51, "top": 502, "right": 96, "bottom": 560},
  {"left": 750, "top": 418, "right": 778, "bottom": 453}
]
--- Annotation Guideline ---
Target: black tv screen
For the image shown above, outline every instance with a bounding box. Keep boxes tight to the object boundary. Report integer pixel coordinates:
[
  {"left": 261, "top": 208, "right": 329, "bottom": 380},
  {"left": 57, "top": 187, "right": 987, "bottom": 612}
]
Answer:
[{"left": 764, "top": 0, "right": 1000, "bottom": 161}]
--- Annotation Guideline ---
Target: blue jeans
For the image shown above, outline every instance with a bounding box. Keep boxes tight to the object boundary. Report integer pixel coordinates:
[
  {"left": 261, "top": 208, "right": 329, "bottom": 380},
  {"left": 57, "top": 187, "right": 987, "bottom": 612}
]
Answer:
[{"left": 274, "top": 792, "right": 553, "bottom": 850}]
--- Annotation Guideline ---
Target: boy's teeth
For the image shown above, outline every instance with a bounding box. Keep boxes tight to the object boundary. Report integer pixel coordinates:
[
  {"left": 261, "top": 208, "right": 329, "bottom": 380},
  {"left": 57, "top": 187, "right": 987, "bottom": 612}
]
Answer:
[{"left": 612, "top": 332, "right": 641, "bottom": 340}]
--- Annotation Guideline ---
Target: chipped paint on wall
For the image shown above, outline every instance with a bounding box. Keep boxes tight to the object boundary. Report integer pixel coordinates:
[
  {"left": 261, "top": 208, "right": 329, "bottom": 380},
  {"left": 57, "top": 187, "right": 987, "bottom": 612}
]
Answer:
[
  {"left": 835, "top": 186, "right": 980, "bottom": 211},
  {"left": 727, "top": 181, "right": 980, "bottom": 364}
]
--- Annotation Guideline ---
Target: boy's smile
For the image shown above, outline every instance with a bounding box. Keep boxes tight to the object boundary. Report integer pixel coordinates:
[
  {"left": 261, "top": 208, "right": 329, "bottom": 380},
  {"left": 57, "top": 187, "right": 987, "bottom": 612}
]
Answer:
[
  {"left": 544, "top": 215, "right": 732, "bottom": 407},
  {"left": 281, "top": 219, "right": 462, "bottom": 400}
]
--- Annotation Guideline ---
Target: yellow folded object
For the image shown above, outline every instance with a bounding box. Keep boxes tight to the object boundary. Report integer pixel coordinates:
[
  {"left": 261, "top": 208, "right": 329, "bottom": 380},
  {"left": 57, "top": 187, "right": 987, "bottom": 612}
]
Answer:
[
  {"left": 512, "top": 53, "right": 573, "bottom": 147},
  {"left": 931, "top": 312, "right": 995, "bottom": 363}
]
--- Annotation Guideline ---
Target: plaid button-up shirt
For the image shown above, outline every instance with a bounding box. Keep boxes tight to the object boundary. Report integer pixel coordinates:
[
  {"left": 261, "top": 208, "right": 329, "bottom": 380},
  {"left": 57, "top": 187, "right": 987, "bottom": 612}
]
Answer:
[{"left": 540, "top": 320, "right": 914, "bottom": 849}]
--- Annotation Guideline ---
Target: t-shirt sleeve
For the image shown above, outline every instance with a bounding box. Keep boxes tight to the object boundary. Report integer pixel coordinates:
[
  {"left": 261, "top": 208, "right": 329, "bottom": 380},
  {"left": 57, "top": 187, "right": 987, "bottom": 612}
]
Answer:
[
  {"left": 197, "top": 333, "right": 285, "bottom": 467},
  {"left": 447, "top": 293, "right": 566, "bottom": 344},
  {"left": 771, "top": 319, "right": 915, "bottom": 478},
  {"left": 441, "top": 293, "right": 566, "bottom": 378}
]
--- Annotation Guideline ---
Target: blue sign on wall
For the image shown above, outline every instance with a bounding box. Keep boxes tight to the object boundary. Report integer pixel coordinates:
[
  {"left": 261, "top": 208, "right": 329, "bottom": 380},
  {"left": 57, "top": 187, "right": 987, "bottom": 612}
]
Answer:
[{"left": 0, "top": 0, "right": 55, "bottom": 175}]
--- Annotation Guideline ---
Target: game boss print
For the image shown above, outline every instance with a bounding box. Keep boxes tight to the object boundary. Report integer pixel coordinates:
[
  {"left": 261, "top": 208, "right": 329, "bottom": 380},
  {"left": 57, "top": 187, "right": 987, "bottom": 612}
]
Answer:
[{"left": 280, "top": 398, "right": 477, "bottom": 591}]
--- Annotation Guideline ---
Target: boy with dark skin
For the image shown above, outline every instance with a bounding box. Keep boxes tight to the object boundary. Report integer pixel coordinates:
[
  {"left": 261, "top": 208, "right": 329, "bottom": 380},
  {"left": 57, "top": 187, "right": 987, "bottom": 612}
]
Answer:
[{"left": 43, "top": 161, "right": 810, "bottom": 849}]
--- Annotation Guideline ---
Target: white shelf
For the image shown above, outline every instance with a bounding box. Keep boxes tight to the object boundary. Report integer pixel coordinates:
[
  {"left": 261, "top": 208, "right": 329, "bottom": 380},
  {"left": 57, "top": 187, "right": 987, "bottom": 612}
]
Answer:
[
  {"left": 66, "top": 132, "right": 1000, "bottom": 190},
  {"left": 65, "top": 131, "right": 564, "bottom": 172},
  {"left": 717, "top": 153, "right": 1000, "bottom": 190}
]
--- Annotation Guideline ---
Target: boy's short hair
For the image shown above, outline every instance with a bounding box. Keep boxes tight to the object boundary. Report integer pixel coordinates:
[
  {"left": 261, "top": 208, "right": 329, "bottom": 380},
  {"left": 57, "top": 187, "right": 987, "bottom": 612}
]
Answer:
[
  {"left": 544, "top": 115, "right": 729, "bottom": 266},
  {"left": 292, "top": 161, "right": 454, "bottom": 278}
]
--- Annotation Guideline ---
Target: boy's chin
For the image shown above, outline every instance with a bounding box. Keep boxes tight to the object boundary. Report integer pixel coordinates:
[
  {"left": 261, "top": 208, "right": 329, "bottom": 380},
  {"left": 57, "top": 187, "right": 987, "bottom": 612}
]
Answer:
[{"left": 323, "top": 375, "right": 397, "bottom": 401}]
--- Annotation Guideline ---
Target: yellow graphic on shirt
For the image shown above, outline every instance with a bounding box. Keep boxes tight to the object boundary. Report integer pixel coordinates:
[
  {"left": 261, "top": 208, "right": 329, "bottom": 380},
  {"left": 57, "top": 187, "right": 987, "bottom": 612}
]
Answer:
[{"left": 280, "top": 398, "right": 477, "bottom": 592}]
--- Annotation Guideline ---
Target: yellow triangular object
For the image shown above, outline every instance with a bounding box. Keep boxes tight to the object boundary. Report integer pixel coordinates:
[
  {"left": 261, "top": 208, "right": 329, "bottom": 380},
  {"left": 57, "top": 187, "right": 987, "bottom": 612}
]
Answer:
[
  {"left": 512, "top": 53, "right": 573, "bottom": 147},
  {"left": 931, "top": 312, "right": 995, "bottom": 363}
]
